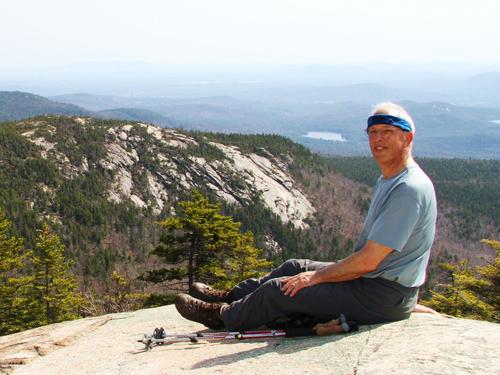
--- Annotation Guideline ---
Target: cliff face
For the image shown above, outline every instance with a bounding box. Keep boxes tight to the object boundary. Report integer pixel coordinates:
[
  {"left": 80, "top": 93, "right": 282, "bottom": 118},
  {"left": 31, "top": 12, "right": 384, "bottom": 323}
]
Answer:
[
  {"left": 1, "top": 305, "right": 498, "bottom": 374},
  {"left": 1, "top": 115, "right": 334, "bottom": 281},
  {"left": 19, "top": 116, "right": 315, "bottom": 229}
]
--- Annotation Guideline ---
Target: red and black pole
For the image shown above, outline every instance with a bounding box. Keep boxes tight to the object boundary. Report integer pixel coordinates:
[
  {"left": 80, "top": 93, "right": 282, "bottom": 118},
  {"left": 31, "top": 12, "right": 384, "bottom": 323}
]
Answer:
[{"left": 139, "top": 314, "right": 358, "bottom": 350}]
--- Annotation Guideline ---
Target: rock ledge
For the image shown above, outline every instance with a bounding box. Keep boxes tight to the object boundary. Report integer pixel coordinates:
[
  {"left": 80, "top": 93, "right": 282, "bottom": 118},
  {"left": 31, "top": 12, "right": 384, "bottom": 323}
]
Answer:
[{"left": 1, "top": 305, "right": 498, "bottom": 374}]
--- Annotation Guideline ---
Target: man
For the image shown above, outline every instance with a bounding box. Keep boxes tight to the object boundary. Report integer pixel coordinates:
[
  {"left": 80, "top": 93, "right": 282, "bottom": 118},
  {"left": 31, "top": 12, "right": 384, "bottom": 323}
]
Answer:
[{"left": 175, "top": 102, "right": 437, "bottom": 331}]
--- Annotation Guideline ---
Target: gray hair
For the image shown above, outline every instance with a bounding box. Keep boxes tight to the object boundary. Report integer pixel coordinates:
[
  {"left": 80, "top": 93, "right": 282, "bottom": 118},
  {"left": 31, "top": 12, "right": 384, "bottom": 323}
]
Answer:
[{"left": 371, "top": 102, "right": 415, "bottom": 132}]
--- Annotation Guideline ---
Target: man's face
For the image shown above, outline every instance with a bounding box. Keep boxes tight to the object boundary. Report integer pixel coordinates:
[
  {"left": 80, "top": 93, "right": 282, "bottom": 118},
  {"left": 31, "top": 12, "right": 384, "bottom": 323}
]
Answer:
[{"left": 367, "top": 124, "right": 411, "bottom": 165}]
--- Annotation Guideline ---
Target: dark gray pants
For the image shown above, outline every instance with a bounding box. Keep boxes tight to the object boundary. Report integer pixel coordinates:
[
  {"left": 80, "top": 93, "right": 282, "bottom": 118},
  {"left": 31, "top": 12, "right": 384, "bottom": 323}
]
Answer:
[{"left": 221, "top": 259, "right": 418, "bottom": 330}]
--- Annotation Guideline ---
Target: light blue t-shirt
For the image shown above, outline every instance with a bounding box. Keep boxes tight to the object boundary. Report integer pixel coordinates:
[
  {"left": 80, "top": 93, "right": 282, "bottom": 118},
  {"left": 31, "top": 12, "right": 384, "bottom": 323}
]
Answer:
[{"left": 353, "top": 163, "right": 437, "bottom": 287}]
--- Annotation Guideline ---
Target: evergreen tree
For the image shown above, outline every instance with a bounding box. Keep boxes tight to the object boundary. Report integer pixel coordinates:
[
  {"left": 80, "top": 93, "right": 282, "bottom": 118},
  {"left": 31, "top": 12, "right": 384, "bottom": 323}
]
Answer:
[
  {"left": 475, "top": 239, "right": 500, "bottom": 321},
  {"left": 424, "top": 239, "right": 499, "bottom": 321},
  {"left": 142, "top": 190, "right": 271, "bottom": 293},
  {"left": 204, "top": 231, "right": 272, "bottom": 290},
  {"left": 29, "top": 224, "right": 82, "bottom": 325},
  {"left": 0, "top": 209, "right": 33, "bottom": 335},
  {"left": 424, "top": 260, "right": 493, "bottom": 320}
]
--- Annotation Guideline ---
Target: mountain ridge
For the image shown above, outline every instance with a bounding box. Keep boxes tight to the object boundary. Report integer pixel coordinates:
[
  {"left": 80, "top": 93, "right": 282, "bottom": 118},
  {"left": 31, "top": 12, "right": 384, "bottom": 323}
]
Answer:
[
  {"left": 0, "top": 115, "right": 339, "bottom": 292},
  {"left": 0, "top": 91, "right": 90, "bottom": 121}
]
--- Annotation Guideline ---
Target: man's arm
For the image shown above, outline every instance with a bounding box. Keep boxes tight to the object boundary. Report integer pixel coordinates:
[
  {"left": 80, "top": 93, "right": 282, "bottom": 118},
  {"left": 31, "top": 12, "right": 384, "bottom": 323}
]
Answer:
[{"left": 281, "top": 240, "right": 393, "bottom": 297}]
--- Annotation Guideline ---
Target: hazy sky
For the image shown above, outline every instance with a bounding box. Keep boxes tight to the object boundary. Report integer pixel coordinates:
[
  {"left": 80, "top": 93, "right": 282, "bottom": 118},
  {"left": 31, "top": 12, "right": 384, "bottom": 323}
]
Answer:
[{"left": 1, "top": 0, "right": 499, "bottom": 68}]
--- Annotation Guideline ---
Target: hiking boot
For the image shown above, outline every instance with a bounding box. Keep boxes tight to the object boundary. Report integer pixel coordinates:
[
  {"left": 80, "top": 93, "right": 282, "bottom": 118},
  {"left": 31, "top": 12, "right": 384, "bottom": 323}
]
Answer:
[
  {"left": 190, "top": 282, "right": 234, "bottom": 303},
  {"left": 175, "top": 293, "right": 227, "bottom": 330}
]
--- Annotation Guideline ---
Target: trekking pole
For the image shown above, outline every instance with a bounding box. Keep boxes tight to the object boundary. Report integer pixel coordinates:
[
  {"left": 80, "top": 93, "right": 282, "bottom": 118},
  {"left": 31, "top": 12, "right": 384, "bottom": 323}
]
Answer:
[
  {"left": 139, "top": 327, "right": 294, "bottom": 350},
  {"left": 139, "top": 314, "right": 358, "bottom": 350}
]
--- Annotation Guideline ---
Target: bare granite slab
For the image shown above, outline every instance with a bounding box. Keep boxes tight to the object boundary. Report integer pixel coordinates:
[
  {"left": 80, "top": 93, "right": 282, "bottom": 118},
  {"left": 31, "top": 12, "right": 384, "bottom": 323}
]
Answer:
[{"left": 0, "top": 305, "right": 498, "bottom": 375}]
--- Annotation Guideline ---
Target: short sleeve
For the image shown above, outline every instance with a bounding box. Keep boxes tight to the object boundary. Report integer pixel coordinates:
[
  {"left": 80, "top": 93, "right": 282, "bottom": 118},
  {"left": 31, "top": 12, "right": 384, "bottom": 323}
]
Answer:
[{"left": 367, "top": 189, "right": 420, "bottom": 252}]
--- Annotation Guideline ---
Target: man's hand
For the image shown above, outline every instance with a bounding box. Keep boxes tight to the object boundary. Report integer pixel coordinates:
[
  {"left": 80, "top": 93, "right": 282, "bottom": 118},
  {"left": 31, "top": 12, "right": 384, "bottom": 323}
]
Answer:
[
  {"left": 281, "top": 240, "right": 393, "bottom": 297},
  {"left": 281, "top": 271, "right": 317, "bottom": 297}
]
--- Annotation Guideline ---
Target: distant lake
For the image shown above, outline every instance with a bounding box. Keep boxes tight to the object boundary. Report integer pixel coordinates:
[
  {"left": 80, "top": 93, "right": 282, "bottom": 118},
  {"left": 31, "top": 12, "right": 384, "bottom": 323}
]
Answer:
[{"left": 303, "top": 131, "right": 346, "bottom": 142}]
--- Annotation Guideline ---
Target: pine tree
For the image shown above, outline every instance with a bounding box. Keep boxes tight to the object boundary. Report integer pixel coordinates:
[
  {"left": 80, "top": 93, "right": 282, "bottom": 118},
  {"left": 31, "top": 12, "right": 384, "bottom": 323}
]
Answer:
[
  {"left": 0, "top": 209, "right": 33, "bottom": 335},
  {"left": 205, "top": 231, "right": 272, "bottom": 290},
  {"left": 475, "top": 239, "right": 500, "bottom": 321},
  {"left": 424, "top": 239, "right": 499, "bottom": 321},
  {"left": 29, "top": 224, "right": 82, "bottom": 325},
  {"left": 424, "top": 260, "right": 493, "bottom": 320},
  {"left": 142, "top": 190, "right": 271, "bottom": 293}
]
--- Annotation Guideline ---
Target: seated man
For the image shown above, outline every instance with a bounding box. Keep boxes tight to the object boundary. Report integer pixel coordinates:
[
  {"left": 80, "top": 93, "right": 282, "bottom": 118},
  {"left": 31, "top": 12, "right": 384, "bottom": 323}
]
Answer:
[{"left": 175, "top": 102, "right": 437, "bottom": 331}]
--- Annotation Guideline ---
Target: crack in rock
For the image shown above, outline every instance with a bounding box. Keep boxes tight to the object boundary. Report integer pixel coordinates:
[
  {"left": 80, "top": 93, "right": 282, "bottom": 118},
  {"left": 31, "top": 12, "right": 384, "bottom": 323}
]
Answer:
[{"left": 353, "top": 325, "right": 373, "bottom": 374}]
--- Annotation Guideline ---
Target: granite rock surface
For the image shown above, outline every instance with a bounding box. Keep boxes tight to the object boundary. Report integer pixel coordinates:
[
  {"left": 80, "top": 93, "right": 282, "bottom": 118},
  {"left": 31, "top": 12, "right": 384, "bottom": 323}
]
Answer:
[{"left": 1, "top": 305, "right": 499, "bottom": 375}]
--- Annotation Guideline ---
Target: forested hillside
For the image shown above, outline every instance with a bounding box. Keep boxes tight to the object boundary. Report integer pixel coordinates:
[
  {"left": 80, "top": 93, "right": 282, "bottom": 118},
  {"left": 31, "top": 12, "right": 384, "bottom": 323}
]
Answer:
[
  {"left": 0, "top": 91, "right": 89, "bottom": 121},
  {"left": 0, "top": 115, "right": 497, "bottom": 319},
  {"left": 0, "top": 116, "right": 352, "bottom": 296}
]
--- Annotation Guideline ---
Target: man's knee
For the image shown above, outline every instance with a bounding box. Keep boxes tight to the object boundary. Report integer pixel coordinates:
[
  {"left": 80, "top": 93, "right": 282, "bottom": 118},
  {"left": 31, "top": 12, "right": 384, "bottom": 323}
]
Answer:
[
  {"left": 279, "top": 259, "right": 306, "bottom": 274},
  {"left": 260, "top": 278, "right": 285, "bottom": 296}
]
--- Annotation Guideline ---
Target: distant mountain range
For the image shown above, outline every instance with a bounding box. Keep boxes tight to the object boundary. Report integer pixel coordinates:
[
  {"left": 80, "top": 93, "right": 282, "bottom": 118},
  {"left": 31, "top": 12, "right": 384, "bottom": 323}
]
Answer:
[
  {"left": 1, "top": 90, "right": 500, "bottom": 159},
  {"left": 52, "top": 91, "right": 500, "bottom": 159},
  {"left": 3, "top": 62, "right": 500, "bottom": 105}
]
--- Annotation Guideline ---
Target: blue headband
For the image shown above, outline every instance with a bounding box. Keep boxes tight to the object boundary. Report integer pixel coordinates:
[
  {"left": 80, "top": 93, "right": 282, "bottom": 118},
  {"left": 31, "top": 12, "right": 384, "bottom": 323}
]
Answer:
[{"left": 367, "top": 114, "right": 413, "bottom": 132}]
